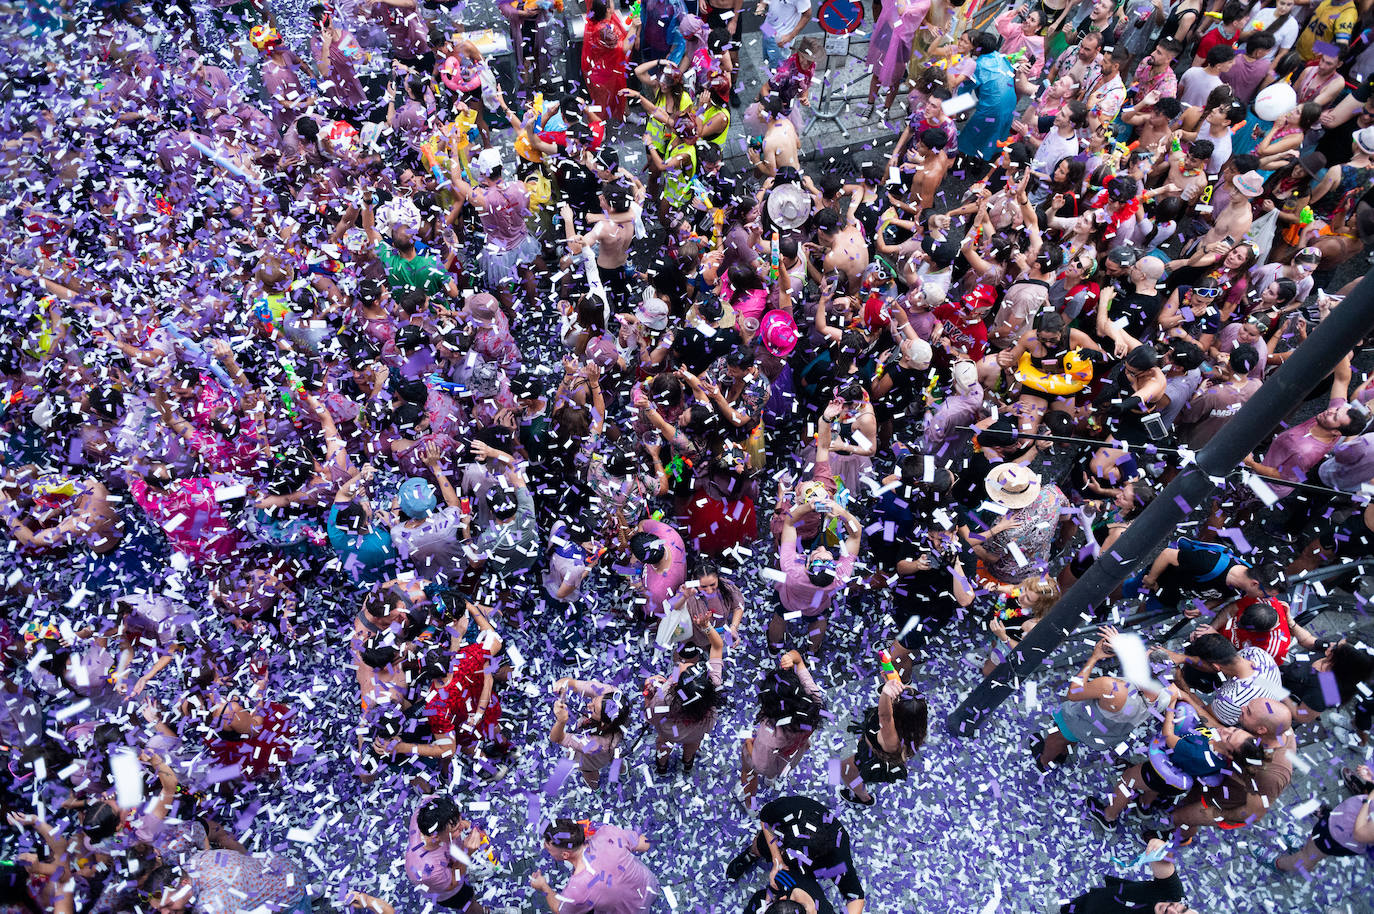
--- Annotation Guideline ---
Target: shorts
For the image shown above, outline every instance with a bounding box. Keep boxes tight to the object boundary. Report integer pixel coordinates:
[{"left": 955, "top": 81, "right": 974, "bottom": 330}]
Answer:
[
  {"left": 1311, "top": 808, "right": 1361, "bottom": 857},
  {"left": 772, "top": 606, "right": 827, "bottom": 626},
  {"left": 702, "top": 4, "right": 734, "bottom": 32},
  {"left": 1319, "top": 510, "right": 1374, "bottom": 558},
  {"left": 892, "top": 601, "right": 956, "bottom": 652},
  {"left": 855, "top": 735, "right": 908, "bottom": 784},
  {"left": 1140, "top": 760, "right": 1188, "bottom": 799},
  {"left": 598, "top": 262, "right": 634, "bottom": 304},
  {"left": 1050, "top": 708, "right": 1081, "bottom": 743},
  {"left": 437, "top": 883, "right": 478, "bottom": 910}
]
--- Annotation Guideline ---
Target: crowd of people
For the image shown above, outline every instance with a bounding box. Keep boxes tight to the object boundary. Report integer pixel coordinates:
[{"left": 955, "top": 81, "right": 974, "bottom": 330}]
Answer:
[{"left": 2, "top": 0, "right": 1374, "bottom": 911}]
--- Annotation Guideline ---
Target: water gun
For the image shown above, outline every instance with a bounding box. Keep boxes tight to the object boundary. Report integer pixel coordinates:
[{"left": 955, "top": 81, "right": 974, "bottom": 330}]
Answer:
[
  {"left": 1299, "top": 205, "right": 1314, "bottom": 225},
  {"left": 629, "top": 0, "right": 641, "bottom": 19},
  {"left": 878, "top": 649, "right": 902, "bottom": 684},
  {"left": 665, "top": 454, "right": 692, "bottom": 481},
  {"left": 471, "top": 829, "right": 498, "bottom": 867},
  {"left": 769, "top": 231, "right": 780, "bottom": 283},
  {"left": 1170, "top": 135, "right": 1181, "bottom": 153},
  {"left": 1006, "top": 48, "right": 1026, "bottom": 65},
  {"left": 427, "top": 373, "right": 469, "bottom": 395},
  {"left": 712, "top": 206, "right": 725, "bottom": 248},
  {"left": 280, "top": 361, "right": 306, "bottom": 424},
  {"left": 253, "top": 296, "right": 277, "bottom": 336}
]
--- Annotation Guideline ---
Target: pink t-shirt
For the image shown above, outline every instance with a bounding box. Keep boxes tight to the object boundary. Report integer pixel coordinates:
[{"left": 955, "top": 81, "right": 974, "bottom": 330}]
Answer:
[
  {"left": 404, "top": 808, "right": 463, "bottom": 903},
  {"left": 777, "top": 538, "right": 855, "bottom": 617},
  {"left": 640, "top": 520, "right": 687, "bottom": 617},
  {"left": 558, "top": 825, "right": 659, "bottom": 914},
  {"left": 130, "top": 476, "right": 243, "bottom": 564}
]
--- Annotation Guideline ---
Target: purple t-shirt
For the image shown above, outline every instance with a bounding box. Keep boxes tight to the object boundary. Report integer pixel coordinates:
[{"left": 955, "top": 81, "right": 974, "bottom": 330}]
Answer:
[
  {"left": 1262, "top": 401, "right": 1344, "bottom": 498},
  {"left": 777, "top": 538, "right": 855, "bottom": 618},
  {"left": 558, "top": 825, "right": 659, "bottom": 914},
  {"left": 404, "top": 808, "right": 463, "bottom": 903}
]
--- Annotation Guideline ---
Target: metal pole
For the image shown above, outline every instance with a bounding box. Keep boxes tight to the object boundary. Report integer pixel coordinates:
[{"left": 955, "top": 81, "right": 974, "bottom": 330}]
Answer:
[{"left": 945, "top": 274, "right": 1374, "bottom": 737}]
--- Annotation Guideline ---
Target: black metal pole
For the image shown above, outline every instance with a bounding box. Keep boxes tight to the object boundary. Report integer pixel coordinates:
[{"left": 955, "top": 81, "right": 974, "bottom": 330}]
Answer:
[{"left": 946, "top": 274, "right": 1374, "bottom": 737}]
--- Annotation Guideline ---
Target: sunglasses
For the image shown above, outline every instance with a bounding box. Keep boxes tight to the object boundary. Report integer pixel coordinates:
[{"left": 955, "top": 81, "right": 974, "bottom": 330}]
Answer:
[{"left": 1191, "top": 286, "right": 1223, "bottom": 299}]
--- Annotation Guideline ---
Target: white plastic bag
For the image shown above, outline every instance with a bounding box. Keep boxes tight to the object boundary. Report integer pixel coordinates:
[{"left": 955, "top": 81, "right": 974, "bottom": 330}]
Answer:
[{"left": 654, "top": 604, "right": 693, "bottom": 650}]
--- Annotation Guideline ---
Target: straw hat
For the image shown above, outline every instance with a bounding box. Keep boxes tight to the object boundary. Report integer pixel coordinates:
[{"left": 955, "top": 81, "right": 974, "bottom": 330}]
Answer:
[{"left": 984, "top": 463, "right": 1042, "bottom": 509}]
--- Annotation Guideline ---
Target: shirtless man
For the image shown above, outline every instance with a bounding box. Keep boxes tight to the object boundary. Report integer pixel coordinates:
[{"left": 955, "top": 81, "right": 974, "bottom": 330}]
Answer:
[
  {"left": 1121, "top": 96, "right": 1183, "bottom": 153},
  {"left": 562, "top": 182, "right": 638, "bottom": 311},
  {"left": 0, "top": 468, "right": 122, "bottom": 556},
  {"left": 811, "top": 207, "right": 870, "bottom": 293},
  {"left": 1151, "top": 138, "right": 1213, "bottom": 205},
  {"left": 1195, "top": 172, "right": 1261, "bottom": 251},
  {"left": 889, "top": 128, "right": 952, "bottom": 215},
  {"left": 747, "top": 93, "right": 800, "bottom": 179},
  {"left": 0, "top": 468, "right": 159, "bottom": 599}
]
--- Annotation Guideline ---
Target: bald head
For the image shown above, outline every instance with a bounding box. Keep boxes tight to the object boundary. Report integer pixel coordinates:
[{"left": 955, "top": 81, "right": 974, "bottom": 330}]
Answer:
[
  {"left": 1238, "top": 694, "right": 1292, "bottom": 740},
  {"left": 1136, "top": 256, "right": 1166, "bottom": 284}
]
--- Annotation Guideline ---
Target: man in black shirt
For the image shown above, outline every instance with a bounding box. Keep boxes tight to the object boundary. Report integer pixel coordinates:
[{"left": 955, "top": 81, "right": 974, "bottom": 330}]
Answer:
[
  {"left": 1141, "top": 538, "right": 1274, "bottom": 615},
  {"left": 672, "top": 295, "right": 740, "bottom": 375},
  {"left": 1060, "top": 838, "right": 1193, "bottom": 913},
  {"left": 726, "top": 796, "right": 866, "bottom": 914}
]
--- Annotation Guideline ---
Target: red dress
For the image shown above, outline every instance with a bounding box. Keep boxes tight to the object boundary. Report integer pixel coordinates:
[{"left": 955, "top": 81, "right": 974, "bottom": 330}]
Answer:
[
  {"left": 581, "top": 13, "right": 628, "bottom": 123},
  {"left": 424, "top": 643, "right": 507, "bottom": 752},
  {"left": 206, "top": 703, "right": 297, "bottom": 781}
]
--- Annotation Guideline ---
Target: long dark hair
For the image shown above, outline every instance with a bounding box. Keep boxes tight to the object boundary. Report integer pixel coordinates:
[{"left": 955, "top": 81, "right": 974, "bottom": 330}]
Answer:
[
  {"left": 755, "top": 668, "right": 824, "bottom": 733},
  {"left": 580, "top": 688, "right": 633, "bottom": 737},
  {"left": 670, "top": 662, "right": 723, "bottom": 723}
]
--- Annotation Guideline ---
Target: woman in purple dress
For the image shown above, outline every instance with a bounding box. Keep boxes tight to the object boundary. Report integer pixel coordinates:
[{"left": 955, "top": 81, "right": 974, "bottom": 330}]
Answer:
[{"left": 866, "top": 0, "right": 933, "bottom": 115}]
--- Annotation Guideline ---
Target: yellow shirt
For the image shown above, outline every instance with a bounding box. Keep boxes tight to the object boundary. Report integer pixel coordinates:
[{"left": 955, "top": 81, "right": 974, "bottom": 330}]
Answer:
[{"left": 1296, "top": 0, "right": 1357, "bottom": 60}]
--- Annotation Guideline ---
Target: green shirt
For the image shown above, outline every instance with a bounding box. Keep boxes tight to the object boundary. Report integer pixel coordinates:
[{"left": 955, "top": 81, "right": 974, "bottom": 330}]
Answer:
[{"left": 375, "top": 242, "right": 448, "bottom": 296}]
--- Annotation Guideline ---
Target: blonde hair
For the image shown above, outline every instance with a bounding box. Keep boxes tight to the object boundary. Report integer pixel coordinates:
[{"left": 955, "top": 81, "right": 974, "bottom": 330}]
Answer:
[{"left": 1020, "top": 575, "right": 1061, "bottom": 618}]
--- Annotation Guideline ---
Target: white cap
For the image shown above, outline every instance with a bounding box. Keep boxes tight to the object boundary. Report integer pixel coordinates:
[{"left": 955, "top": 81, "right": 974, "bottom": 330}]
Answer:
[
  {"left": 474, "top": 147, "right": 504, "bottom": 177},
  {"left": 951, "top": 360, "right": 980, "bottom": 394},
  {"left": 902, "top": 338, "right": 933, "bottom": 370}
]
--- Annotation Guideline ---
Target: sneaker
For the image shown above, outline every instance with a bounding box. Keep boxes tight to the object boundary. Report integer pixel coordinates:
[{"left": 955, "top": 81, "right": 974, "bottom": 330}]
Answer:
[
  {"left": 725, "top": 848, "right": 757, "bottom": 881},
  {"left": 1086, "top": 797, "right": 1116, "bottom": 831},
  {"left": 840, "top": 787, "right": 875, "bottom": 807},
  {"left": 477, "top": 763, "right": 510, "bottom": 783}
]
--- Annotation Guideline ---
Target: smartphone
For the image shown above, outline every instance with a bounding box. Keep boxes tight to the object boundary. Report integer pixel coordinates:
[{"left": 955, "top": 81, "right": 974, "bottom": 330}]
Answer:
[
  {"left": 1142, "top": 412, "right": 1168, "bottom": 441},
  {"left": 1221, "top": 235, "right": 1235, "bottom": 247}
]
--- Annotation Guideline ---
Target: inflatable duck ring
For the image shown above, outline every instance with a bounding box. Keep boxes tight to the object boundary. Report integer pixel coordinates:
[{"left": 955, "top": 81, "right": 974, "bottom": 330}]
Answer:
[{"left": 1015, "top": 349, "right": 1094, "bottom": 395}]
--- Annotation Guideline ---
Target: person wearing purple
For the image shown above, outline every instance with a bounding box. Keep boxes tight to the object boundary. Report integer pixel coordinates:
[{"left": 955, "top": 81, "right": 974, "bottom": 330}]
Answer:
[
  {"left": 767, "top": 487, "right": 861, "bottom": 656},
  {"left": 530, "top": 818, "right": 659, "bottom": 914},
  {"left": 255, "top": 28, "right": 313, "bottom": 134},
  {"left": 629, "top": 518, "right": 687, "bottom": 618},
  {"left": 448, "top": 147, "right": 541, "bottom": 311},
  {"left": 405, "top": 796, "right": 489, "bottom": 913},
  {"left": 367, "top": 0, "right": 433, "bottom": 72},
  {"left": 310, "top": 3, "right": 369, "bottom": 119}
]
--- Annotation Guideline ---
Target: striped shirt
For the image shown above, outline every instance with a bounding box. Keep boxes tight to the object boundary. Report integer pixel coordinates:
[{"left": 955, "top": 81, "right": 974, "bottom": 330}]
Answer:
[{"left": 1210, "top": 647, "right": 1285, "bottom": 726}]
